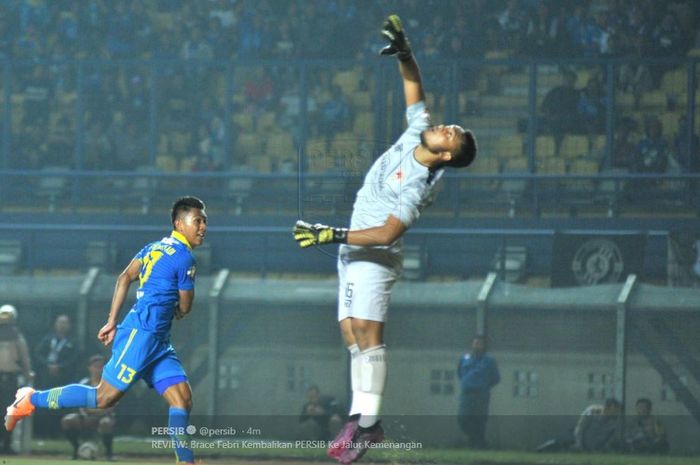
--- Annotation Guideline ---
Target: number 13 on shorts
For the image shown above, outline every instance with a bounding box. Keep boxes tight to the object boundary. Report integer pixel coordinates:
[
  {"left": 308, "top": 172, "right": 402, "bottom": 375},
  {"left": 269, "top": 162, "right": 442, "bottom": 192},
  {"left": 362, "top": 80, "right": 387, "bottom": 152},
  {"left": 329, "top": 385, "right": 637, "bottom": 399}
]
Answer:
[{"left": 117, "top": 363, "right": 136, "bottom": 384}]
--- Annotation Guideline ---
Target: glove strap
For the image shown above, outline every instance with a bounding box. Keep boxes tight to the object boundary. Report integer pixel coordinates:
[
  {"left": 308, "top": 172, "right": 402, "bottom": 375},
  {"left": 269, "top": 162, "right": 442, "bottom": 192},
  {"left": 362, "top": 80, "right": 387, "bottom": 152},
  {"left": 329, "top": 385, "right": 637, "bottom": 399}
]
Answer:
[
  {"left": 397, "top": 50, "right": 412, "bottom": 62},
  {"left": 333, "top": 228, "right": 348, "bottom": 244}
]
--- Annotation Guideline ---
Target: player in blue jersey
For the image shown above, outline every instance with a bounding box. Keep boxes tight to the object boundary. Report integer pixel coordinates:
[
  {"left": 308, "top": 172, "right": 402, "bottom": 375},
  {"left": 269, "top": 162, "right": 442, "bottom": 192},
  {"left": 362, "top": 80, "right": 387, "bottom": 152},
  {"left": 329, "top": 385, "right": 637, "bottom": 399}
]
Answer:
[{"left": 5, "top": 196, "right": 207, "bottom": 465}]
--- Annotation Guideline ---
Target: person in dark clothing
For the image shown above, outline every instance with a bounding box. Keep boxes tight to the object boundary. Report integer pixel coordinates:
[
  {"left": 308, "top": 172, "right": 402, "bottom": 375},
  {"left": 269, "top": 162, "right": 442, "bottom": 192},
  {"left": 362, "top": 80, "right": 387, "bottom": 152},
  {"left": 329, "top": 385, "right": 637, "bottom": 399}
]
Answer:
[
  {"left": 626, "top": 398, "right": 669, "bottom": 454},
  {"left": 457, "top": 335, "right": 500, "bottom": 448},
  {"left": 0, "top": 305, "right": 33, "bottom": 454},
  {"left": 299, "top": 385, "right": 343, "bottom": 441},
  {"left": 33, "top": 313, "right": 79, "bottom": 437},
  {"left": 541, "top": 70, "right": 580, "bottom": 156}
]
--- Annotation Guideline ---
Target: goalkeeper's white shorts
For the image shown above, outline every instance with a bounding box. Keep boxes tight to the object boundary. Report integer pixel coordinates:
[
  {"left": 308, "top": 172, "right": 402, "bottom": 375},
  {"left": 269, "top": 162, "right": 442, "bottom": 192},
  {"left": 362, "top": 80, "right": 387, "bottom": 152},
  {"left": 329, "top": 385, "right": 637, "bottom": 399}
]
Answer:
[{"left": 336, "top": 258, "right": 398, "bottom": 322}]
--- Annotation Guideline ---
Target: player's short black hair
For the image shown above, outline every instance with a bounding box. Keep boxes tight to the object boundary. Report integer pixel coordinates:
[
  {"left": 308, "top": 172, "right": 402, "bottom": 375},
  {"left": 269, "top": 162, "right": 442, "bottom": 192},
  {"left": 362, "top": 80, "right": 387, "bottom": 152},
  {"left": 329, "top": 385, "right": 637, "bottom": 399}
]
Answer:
[
  {"left": 447, "top": 128, "right": 477, "bottom": 168},
  {"left": 171, "top": 196, "right": 206, "bottom": 226}
]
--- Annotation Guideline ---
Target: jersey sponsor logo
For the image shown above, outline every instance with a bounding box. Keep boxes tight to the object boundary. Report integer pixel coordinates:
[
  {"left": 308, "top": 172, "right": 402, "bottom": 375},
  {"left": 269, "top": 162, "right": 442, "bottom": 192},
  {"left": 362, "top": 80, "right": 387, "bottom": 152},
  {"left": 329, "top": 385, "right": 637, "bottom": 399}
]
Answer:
[
  {"left": 187, "top": 265, "right": 197, "bottom": 279},
  {"left": 394, "top": 169, "right": 403, "bottom": 181}
]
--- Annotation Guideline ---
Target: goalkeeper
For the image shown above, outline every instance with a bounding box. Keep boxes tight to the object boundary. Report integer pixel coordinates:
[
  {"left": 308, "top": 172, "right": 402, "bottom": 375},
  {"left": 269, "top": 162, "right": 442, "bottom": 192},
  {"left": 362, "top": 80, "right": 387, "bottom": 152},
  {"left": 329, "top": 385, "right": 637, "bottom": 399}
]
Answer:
[{"left": 293, "top": 15, "right": 477, "bottom": 465}]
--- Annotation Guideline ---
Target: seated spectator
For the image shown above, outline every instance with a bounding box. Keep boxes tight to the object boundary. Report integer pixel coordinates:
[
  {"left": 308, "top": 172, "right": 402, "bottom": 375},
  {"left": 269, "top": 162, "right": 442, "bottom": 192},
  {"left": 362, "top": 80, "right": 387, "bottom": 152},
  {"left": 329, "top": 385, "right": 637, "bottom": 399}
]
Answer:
[
  {"left": 673, "top": 114, "right": 699, "bottom": 173},
  {"left": 610, "top": 117, "right": 638, "bottom": 169},
  {"left": 573, "top": 398, "right": 623, "bottom": 452},
  {"left": 625, "top": 398, "right": 669, "bottom": 454},
  {"left": 633, "top": 117, "right": 669, "bottom": 174},
  {"left": 61, "top": 355, "right": 115, "bottom": 461},
  {"left": 577, "top": 74, "right": 606, "bottom": 135},
  {"left": 536, "top": 398, "right": 623, "bottom": 453},
  {"left": 523, "top": 1, "right": 557, "bottom": 57},
  {"left": 298, "top": 385, "right": 343, "bottom": 441},
  {"left": 540, "top": 70, "right": 580, "bottom": 156},
  {"left": 318, "top": 85, "right": 351, "bottom": 144},
  {"left": 617, "top": 33, "right": 653, "bottom": 109},
  {"left": 23, "top": 65, "right": 52, "bottom": 126},
  {"left": 650, "top": 11, "right": 684, "bottom": 57},
  {"left": 497, "top": 0, "right": 528, "bottom": 51}
]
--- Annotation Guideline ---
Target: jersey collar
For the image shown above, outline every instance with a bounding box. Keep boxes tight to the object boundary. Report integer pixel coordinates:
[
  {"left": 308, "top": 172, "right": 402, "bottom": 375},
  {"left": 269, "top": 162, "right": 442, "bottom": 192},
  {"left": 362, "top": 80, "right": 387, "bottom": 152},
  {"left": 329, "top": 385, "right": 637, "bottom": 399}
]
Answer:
[{"left": 170, "top": 231, "right": 192, "bottom": 249}]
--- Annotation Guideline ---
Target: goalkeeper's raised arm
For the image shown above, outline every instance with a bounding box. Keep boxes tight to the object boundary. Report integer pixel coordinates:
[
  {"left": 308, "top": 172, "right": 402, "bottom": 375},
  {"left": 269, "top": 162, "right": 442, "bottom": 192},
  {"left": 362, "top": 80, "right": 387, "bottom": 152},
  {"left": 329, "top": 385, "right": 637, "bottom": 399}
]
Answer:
[{"left": 380, "top": 14, "right": 424, "bottom": 107}]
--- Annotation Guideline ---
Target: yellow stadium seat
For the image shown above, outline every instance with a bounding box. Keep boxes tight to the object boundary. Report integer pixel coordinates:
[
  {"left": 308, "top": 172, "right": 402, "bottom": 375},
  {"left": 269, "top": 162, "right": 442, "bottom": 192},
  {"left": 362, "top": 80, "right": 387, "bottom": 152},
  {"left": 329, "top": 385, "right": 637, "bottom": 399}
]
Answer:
[
  {"left": 170, "top": 132, "right": 191, "bottom": 155},
  {"left": 236, "top": 133, "right": 258, "bottom": 158},
  {"left": 494, "top": 134, "right": 523, "bottom": 158},
  {"left": 568, "top": 158, "right": 599, "bottom": 190},
  {"left": 233, "top": 113, "right": 254, "bottom": 132},
  {"left": 333, "top": 68, "right": 361, "bottom": 94},
  {"left": 350, "top": 91, "right": 372, "bottom": 111},
  {"left": 616, "top": 92, "right": 636, "bottom": 110},
  {"left": 265, "top": 132, "right": 295, "bottom": 158},
  {"left": 250, "top": 156, "right": 272, "bottom": 173},
  {"left": 257, "top": 112, "right": 277, "bottom": 131},
  {"left": 660, "top": 111, "right": 681, "bottom": 138},
  {"left": 470, "top": 156, "right": 500, "bottom": 174},
  {"left": 560, "top": 135, "right": 589, "bottom": 159},
  {"left": 157, "top": 134, "right": 169, "bottom": 155},
  {"left": 592, "top": 135, "right": 607, "bottom": 153},
  {"left": 640, "top": 91, "right": 666, "bottom": 110},
  {"left": 504, "top": 156, "right": 528, "bottom": 172},
  {"left": 156, "top": 155, "right": 178, "bottom": 172},
  {"left": 536, "top": 136, "right": 555, "bottom": 158},
  {"left": 353, "top": 112, "right": 374, "bottom": 139},
  {"left": 534, "top": 157, "right": 562, "bottom": 174},
  {"left": 570, "top": 158, "right": 599, "bottom": 174},
  {"left": 660, "top": 68, "right": 687, "bottom": 94},
  {"left": 180, "top": 156, "right": 196, "bottom": 172}
]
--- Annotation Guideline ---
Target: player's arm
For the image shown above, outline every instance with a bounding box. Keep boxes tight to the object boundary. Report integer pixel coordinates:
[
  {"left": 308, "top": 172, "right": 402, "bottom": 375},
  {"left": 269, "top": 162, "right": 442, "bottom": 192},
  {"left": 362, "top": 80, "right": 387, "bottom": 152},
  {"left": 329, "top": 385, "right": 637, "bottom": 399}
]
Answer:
[
  {"left": 346, "top": 215, "right": 406, "bottom": 246},
  {"left": 17, "top": 334, "right": 35, "bottom": 383},
  {"left": 98, "top": 258, "right": 141, "bottom": 346},
  {"left": 175, "top": 289, "right": 195, "bottom": 319},
  {"left": 379, "top": 15, "right": 424, "bottom": 107},
  {"left": 293, "top": 215, "right": 406, "bottom": 248}
]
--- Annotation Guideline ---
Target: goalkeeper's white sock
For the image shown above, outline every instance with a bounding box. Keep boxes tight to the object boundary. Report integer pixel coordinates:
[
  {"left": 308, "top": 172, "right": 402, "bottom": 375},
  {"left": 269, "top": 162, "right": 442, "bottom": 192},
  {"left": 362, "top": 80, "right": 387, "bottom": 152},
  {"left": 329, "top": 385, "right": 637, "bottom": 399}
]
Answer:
[
  {"left": 347, "top": 344, "right": 361, "bottom": 417},
  {"left": 356, "top": 345, "right": 387, "bottom": 428}
]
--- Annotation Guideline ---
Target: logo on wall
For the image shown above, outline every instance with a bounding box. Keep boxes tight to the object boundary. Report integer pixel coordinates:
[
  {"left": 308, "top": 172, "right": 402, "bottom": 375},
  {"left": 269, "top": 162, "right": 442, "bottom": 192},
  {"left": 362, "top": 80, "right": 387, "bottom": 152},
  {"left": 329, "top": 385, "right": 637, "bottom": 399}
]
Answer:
[
  {"left": 571, "top": 239, "right": 624, "bottom": 285},
  {"left": 551, "top": 233, "right": 646, "bottom": 287}
]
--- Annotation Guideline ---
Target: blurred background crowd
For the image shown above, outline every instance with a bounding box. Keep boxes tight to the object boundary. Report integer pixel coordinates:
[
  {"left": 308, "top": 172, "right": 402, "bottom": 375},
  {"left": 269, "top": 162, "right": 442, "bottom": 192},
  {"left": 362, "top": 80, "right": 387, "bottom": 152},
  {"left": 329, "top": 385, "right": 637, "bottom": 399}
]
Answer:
[{"left": 0, "top": 0, "right": 698, "bottom": 215}]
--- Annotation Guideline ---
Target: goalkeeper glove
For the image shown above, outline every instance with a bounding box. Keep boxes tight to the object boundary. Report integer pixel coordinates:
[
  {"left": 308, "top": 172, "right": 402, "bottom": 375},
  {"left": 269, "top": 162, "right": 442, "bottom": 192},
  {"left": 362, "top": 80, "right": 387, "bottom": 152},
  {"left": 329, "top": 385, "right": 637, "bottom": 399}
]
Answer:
[
  {"left": 293, "top": 220, "right": 348, "bottom": 248},
  {"left": 379, "top": 15, "right": 412, "bottom": 61}
]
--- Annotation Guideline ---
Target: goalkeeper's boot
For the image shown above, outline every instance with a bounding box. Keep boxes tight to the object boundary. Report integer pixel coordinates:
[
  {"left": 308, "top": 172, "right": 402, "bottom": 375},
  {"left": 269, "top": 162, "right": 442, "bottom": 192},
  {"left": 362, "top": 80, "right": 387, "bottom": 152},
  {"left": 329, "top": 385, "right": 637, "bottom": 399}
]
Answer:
[
  {"left": 327, "top": 418, "right": 359, "bottom": 459},
  {"left": 4, "top": 387, "right": 35, "bottom": 432},
  {"left": 338, "top": 421, "right": 385, "bottom": 464}
]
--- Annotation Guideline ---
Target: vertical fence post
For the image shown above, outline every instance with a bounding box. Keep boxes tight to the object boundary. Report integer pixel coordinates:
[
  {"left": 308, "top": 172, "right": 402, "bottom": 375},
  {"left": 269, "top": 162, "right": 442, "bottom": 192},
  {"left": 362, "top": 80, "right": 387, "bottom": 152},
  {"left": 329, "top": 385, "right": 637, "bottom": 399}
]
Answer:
[
  {"left": 615, "top": 273, "right": 637, "bottom": 441},
  {"left": 476, "top": 272, "right": 497, "bottom": 337},
  {"left": 207, "top": 269, "right": 230, "bottom": 417}
]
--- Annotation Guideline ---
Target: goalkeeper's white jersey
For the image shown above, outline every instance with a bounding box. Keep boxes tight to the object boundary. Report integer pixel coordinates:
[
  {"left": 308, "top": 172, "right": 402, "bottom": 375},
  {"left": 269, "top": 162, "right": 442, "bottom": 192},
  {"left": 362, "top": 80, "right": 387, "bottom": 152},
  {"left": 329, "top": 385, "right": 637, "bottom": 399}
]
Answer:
[{"left": 339, "top": 101, "right": 443, "bottom": 269}]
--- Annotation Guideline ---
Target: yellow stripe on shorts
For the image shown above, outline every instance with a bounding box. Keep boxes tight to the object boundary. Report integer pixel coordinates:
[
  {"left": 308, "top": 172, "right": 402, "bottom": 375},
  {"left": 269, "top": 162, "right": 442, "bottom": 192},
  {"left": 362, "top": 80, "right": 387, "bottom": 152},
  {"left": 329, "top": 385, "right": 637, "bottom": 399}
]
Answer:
[{"left": 115, "top": 328, "right": 138, "bottom": 366}]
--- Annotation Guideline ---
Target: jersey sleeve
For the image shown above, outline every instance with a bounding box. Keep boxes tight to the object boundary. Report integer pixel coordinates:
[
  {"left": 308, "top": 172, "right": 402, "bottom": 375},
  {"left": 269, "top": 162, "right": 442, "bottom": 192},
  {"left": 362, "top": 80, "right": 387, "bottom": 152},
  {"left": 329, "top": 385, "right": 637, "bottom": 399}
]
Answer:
[
  {"left": 132, "top": 243, "right": 150, "bottom": 262},
  {"left": 174, "top": 251, "right": 196, "bottom": 291},
  {"left": 393, "top": 183, "right": 422, "bottom": 227},
  {"left": 405, "top": 101, "right": 430, "bottom": 132}
]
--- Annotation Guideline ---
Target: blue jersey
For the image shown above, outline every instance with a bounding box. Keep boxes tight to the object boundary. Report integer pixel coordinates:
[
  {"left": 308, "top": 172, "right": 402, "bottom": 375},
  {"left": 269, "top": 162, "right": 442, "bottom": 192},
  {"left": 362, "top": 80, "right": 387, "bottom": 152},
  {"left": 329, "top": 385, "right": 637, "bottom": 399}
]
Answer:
[{"left": 120, "top": 231, "right": 196, "bottom": 340}]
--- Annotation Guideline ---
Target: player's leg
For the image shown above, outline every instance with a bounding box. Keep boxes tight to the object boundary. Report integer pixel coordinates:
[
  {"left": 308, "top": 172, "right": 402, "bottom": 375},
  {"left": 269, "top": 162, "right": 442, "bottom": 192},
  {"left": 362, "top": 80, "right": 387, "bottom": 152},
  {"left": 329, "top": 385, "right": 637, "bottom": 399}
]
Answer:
[
  {"left": 61, "top": 413, "right": 83, "bottom": 459},
  {"left": 337, "top": 262, "right": 395, "bottom": 464},
  {"left": 328, "top": 261, "right": 361, "bottom": 459},
  {"left": 148, "top": 349, "right": 195, "bottom": 464},
  {"left": 97, "top": 415, "right": 115, "bottom": 460},
  {"left": 162, "top": 382, "right": 194, "bottom": 464}
]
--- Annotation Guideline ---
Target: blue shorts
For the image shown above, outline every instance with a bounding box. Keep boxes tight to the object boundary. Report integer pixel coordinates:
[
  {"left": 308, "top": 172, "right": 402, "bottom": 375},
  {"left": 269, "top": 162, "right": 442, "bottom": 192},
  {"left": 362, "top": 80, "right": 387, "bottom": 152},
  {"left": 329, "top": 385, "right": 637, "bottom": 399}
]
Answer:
[{"left": 102, "top": 326, "right": 187, "bottom": 394}]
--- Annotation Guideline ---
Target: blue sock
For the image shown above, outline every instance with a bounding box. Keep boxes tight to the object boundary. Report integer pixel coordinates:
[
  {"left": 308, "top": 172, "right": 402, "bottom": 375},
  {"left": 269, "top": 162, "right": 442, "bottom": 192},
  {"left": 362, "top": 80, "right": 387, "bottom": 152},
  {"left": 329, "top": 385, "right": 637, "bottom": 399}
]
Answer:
[
  {"left": 169, "top": 407, "right": 194, "bottom": 463},
  {"left": 30, "top": 384, "right": 97, "bottom": 409}
]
